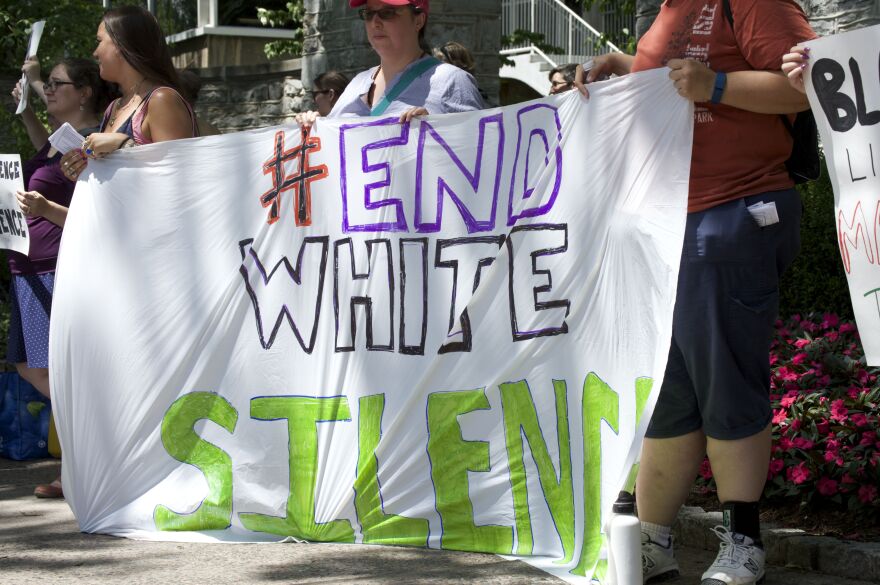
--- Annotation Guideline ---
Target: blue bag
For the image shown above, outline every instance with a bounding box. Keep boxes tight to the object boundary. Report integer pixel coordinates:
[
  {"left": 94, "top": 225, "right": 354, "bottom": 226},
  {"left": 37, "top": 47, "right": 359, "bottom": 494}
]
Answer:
[{"left": 0, "top": 372, "right": 51, "bottom": 460}]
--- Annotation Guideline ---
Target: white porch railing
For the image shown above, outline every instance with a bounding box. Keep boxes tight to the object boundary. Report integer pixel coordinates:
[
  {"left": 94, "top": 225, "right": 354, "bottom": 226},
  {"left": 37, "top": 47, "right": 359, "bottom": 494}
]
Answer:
[{"left": 501, "top": 0, "right": 620, "bottom": 67}]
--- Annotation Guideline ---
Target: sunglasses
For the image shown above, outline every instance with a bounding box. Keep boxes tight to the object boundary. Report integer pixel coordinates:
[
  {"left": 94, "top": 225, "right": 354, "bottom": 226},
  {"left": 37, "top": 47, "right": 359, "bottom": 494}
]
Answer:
[
  {"left": 43, "top": 79, "right": 77, "bottom": 92},
  {"left": 358, "top": 6, "right": 417, "bottom": 21}
]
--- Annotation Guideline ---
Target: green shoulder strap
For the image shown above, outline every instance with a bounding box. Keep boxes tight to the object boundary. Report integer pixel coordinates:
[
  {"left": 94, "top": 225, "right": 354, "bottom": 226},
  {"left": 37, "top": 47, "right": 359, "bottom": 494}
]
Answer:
[{"left": 370, "top": 56, "right": 442, "bottom": 117}]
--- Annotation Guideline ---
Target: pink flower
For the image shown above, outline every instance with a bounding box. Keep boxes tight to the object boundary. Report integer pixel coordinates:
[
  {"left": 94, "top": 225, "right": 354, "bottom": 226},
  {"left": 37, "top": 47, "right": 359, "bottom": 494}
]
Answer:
[
  {"left": 839, "top": 322, "right": 857, "bottom": 334},
  {"left": 851, "top": 413, "right": 869, "bottom": 427},
  {"left": 825, "top": 331, "right": 839, "bottom": 342},
  {"left": 699, "top": 458, "right": 713, "bottom": 480},
  {"left": 817, "top": 477, "right": 839, "bottom": 496},
  {"left": 830, "top": 399, "right": 848, "bottom": 423},
  {"left": 778, "top": 436, "right": 794, "bottom": 451},
  {"left": 817, "top": 375, "right": 831, "bottom": 386},
  {"left": 794, "top": 338, "right": 811, "bottom": 348},
  {"left": 858, "top": 485, "right": 878, "bottom": 504},
  {"left": 786, "top": 462, "right": 811, "bottom": 484},
  {"left": 792, "top": 437, "right": 814, "bottom": 450},
  {"left": 802, "top": 321, "right": 818, "bottom": 333},
  {"left": 816, "top": 420, "right": 830, "bottom": 435},
  {"left": 824, "top": 451, "right": 838, "bottom": 463},
  {"left": 776, "top": 367, "right": 799, "bottom": 382},
  {"left": 791, "top": 352, "right": 808, "bottom": 365},
  {"left": 792, "top": 314, "right": 802, "bottom": 323},
  {"left": 780, "top": 391, "right": 799, "bottom": 407},
  {"left": 842, "top": 473, "right": 857, "bottom": 484},
  {"left": 772, "top": 409, "right": 788, "bottom": 425},
  {"left": 821, "top": 313, "right": 839, "bottom": 328},
  {"left": 826, "top": 439, "right": 840, "bottom": 452},
  {"left": 790, "top": 418, "right": 802, "bottom": 432},
  {"left": 847, "top": 387, "right": 860, "bottom": 399},
  {"left": 768, "top": 458, "right": 785, "bottom": 478}
]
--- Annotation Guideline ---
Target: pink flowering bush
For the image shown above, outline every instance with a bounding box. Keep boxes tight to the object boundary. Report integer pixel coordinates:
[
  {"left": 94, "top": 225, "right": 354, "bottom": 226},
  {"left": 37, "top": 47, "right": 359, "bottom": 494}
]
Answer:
[{"left": 695, "top": 313, "right": 880, "bottom": 517}]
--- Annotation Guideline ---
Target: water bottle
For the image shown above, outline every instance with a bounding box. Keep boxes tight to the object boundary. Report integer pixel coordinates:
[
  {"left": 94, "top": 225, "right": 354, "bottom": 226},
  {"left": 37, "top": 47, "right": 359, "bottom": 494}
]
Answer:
[{"left": 606, "top": 491, "right": 640, "bottom": 585}]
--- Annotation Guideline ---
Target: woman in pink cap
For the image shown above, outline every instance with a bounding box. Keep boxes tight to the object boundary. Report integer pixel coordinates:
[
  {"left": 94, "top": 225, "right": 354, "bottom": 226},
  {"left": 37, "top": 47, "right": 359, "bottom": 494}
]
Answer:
[{"left": 297, "top": 0, "right": 483, "bottom": 127}]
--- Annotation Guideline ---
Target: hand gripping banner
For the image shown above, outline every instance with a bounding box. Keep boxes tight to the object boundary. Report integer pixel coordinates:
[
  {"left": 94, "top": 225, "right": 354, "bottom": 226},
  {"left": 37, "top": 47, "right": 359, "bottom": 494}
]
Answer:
[{"left": 50, "top": 68, "right": 693, "bottom": 582}]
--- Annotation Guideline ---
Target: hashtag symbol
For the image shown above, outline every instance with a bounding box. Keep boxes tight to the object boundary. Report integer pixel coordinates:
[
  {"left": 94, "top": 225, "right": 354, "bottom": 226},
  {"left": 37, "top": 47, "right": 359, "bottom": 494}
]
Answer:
[{"left": 260, "top": 127, "right": 328, "bottom": 226}]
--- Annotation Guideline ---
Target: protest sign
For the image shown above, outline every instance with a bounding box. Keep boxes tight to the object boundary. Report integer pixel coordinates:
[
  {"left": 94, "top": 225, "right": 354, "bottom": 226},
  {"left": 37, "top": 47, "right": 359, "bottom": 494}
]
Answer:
[
  {"left": 0, "top": 154, "right": 30, "bottom": 255},
  {"left": 15, "top": 20, "right": 45, "bottom": 116},
  {"left": 50, "top": 68, "right": 693, "bottom": 582},
  {"left": 805, "top": 25, "right": 880, "bottom": 364}
]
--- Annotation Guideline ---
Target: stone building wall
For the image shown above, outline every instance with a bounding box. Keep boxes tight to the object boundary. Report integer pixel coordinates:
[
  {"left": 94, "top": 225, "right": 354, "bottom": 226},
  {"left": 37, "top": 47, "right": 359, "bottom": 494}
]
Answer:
[
  {"left": 192, "top": 59, "right": 307, "bottom": 133},
  {"left": 302, "top": 0, "right": 501, "bottom": 106}
]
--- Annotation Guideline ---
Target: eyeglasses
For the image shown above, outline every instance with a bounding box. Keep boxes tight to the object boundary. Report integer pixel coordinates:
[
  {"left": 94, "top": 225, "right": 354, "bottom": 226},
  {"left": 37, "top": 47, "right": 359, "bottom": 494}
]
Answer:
[
  {"left": 43, "top": 79, "right": 77, "bottom": 92},
  {"left": 358, "top": 7, "right": 414, "bottom": 21}
]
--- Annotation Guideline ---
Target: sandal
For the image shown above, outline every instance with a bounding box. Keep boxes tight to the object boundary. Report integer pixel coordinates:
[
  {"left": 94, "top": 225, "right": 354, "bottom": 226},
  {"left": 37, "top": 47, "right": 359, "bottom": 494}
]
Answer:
[{"left": 34, "top": 477, "right": 63, "bottom": 499}]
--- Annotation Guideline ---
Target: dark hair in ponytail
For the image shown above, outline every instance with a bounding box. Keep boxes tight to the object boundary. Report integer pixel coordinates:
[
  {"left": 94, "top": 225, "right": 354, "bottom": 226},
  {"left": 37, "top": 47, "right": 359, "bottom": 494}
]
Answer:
[{"left": 102, "top": 5, "right": 180, "bottom": 90}]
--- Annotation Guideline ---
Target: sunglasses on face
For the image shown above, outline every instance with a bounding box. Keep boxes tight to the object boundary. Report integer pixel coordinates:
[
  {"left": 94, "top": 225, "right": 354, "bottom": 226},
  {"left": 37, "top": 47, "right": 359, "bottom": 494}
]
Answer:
[
  {"left": 358, "top": 6, "right": 415, "bottom": 21},
  {"left": 43, "top": 79, "right": 77, "bottom": 92}
]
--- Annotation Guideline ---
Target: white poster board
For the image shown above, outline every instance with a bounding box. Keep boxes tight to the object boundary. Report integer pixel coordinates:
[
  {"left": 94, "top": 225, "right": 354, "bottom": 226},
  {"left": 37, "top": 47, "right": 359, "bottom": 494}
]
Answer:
[
  {"left": 805, "top": 24, "right": 880, "bottom": 364},
  {"left": 15, "top": 20, "right": 45, "bottom": 115},
  {"left": 0, "top": 154, "right": 30, "bottom": 255}
]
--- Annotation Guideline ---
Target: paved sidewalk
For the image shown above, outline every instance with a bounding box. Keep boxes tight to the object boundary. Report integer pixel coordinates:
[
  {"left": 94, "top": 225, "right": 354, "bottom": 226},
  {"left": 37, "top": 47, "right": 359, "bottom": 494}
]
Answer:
[{"left": 2, "top": 458, "right": 876, "bottom": 584}]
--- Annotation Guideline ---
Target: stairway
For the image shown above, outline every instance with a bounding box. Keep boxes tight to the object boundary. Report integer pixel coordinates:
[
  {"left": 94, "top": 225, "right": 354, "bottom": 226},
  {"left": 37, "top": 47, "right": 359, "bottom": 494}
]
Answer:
[{"left": 500, "top": 0, "right": 621, "bottom": 94}]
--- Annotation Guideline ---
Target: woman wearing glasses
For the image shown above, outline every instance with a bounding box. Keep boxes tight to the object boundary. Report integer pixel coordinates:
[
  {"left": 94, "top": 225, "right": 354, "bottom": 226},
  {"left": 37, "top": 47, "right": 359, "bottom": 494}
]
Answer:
[
  {"left": 298, "top": 0, "right": 483, "bottom": 128},
  {"left": 60, "top": 5, "right": 197, "bottom": 181},
  {"left": 311, "top": 71, "right": 350, "bottom": 117},
  {"left": 8, "top": 58, "right": 113, "bottom": 499}
]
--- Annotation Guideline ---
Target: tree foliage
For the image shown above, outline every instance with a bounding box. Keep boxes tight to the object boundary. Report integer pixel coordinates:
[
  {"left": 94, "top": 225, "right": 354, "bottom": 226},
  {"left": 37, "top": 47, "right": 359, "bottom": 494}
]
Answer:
[{"left": 257, "top": 1, "right": 305, "bottom": 59}]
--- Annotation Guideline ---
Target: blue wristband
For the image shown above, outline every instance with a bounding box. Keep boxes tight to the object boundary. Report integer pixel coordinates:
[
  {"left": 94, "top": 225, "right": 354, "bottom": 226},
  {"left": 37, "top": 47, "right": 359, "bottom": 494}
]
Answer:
[{"left": 711, "top": 71, "right": 727, "bottom": 104}]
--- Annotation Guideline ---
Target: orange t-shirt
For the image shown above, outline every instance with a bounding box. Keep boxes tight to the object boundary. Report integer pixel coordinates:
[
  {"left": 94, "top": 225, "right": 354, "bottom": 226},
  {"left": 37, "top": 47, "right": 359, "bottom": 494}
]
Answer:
[{"left": 631, "top": 0, "right": 815, "bottom": 212}]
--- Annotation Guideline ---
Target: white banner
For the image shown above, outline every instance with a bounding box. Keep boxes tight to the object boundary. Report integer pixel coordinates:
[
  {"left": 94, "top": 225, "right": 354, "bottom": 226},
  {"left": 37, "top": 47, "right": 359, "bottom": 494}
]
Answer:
[
  {"left": 806, "top": 25, "right": 880, "bottom": 365},
  {"left": 0, "top": 154, "right": 30, "bottom": 255},
  {"left": 50, "top": 69, "right": 692, "bottom": 582}
]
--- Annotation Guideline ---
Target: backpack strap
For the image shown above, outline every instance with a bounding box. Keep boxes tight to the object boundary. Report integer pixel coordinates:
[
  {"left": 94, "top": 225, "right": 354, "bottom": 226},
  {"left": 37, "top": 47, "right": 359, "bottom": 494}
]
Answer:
[
  {"left": 371, "top": 57, "right": 442, "bottom": 117},
  {"left": 722, "top": 0, "right": 733, "bottom": 29}
]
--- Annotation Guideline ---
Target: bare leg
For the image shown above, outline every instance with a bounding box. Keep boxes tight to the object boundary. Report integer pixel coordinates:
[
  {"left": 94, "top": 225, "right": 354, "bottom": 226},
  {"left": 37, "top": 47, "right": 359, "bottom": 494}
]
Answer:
[
  {"left": 636, "top": 429, "right": 707, "bottom": 526},
  {"left": 15, "top": 363, "right": 50, "bottom": 399},
  {"left": 707, "top": 424, "right": 771, "bottom": 503}
]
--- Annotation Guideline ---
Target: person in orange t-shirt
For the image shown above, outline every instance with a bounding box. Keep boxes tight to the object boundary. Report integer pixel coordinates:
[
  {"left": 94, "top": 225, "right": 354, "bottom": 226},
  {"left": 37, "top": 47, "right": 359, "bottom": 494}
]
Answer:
[{"left": 576, "top": 2, "right": 814, "bottom": 584}]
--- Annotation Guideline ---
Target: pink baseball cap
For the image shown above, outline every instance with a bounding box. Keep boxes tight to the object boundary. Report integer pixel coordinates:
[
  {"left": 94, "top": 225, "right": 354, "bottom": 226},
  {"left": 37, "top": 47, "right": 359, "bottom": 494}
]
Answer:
[{"left": 349, "top": 0, "right": 429, "bottom": 15}]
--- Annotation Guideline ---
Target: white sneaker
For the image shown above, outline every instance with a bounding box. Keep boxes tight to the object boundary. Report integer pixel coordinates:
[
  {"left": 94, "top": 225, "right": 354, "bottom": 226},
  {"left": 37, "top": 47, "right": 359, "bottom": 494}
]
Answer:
[
  {"left": 642, "top": 530, "right": 679, "bottom": 583},
  {"left": 700, "top": 526, "right": 766, "bottom": 585}
]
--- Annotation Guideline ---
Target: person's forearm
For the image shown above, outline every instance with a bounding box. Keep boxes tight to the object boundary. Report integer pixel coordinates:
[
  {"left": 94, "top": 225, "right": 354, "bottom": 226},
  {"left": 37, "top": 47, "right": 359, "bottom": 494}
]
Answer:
[
  {"left": 611, "top": 53, "right": 635, "bottom": 76},
  {"left": 720, "top": 71, "right": 809, "bottom": 114},
  {"left": 39, "top": 201, "right": 68, "bottom": 227},
  {"left": 20, "top": 107, "right": 49, "bottom": 150}
]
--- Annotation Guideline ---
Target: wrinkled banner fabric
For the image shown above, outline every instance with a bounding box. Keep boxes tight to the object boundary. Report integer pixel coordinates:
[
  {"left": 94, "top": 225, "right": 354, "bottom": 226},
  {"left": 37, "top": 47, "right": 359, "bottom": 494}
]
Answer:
[
  {"left": 50, "top": 69, "right": 692, "bottom": 582},
  {"left": 804, "top": 25, "right": 880, "bottom": 365}
]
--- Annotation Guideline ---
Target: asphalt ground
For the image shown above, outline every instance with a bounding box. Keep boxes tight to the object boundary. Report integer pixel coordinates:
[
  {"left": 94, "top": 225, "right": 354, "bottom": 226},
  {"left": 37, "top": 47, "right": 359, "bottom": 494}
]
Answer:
[{"left": 1, "top": 458, "right": 875, "bottom": 584}]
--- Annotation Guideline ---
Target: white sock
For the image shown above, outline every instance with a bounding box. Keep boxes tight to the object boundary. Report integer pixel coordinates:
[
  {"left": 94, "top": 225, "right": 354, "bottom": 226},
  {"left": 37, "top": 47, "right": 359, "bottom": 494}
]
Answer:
[{"left": 641, "top": 521, "right": 672, "bottom": 548}]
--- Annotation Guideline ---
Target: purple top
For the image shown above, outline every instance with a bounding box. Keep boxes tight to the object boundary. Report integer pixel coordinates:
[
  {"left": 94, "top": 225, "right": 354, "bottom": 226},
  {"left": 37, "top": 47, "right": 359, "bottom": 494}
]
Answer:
[{"left": 7, "top": 143, "right": 73, "bottom": 275}]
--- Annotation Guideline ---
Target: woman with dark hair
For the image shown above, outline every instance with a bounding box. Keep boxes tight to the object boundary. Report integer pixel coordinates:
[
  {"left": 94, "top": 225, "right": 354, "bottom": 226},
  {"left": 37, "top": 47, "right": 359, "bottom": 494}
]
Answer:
[
  {"left": 297, "top": 0, "right": 482, "bottom": 128},
  {"left": 9, "top": 57, "right": 114, "bottom": 499},
  {"left": 61, "top": 5, "right": 197, "bottom": 180},
  {"left": 432, "top": 41, "right": 475, "bottom": 74},
  {"left": 311, "top": 70, "right": 350, "bottom": 116}
]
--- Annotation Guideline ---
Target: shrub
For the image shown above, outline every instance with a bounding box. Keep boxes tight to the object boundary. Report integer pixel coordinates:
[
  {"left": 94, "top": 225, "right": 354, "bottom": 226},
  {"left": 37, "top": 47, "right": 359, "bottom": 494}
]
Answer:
[
  {"left": 695, "top": 313, "right": 880, "bottom": 517},
  {"left": 780, "top": 157, "right": 854, "bottom": 320}
]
